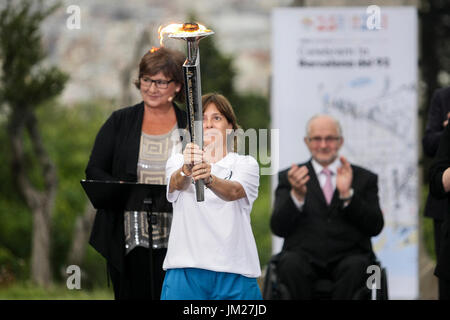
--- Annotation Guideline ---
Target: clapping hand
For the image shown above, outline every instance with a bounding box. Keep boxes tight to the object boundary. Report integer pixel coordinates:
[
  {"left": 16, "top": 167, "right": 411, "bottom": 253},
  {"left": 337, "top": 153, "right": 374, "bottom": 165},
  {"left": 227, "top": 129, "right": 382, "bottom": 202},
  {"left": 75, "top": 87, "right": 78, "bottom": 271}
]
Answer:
[
  {"left": 336, "top": 156, "right": 353, "bottom": 198},
  {"left": 287, "top": 164, "right": 310, "bottom": 202},
  {"left": 443, "top": 112, "right": 450, "bottom": 127}
]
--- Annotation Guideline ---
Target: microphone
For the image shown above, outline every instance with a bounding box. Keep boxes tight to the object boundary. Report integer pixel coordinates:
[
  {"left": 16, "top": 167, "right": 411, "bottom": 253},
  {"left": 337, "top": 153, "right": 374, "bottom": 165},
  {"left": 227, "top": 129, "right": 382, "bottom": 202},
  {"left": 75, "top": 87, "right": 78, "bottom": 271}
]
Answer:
[{"left": 168, "top": 88, "right": 179, "bottom": 102}]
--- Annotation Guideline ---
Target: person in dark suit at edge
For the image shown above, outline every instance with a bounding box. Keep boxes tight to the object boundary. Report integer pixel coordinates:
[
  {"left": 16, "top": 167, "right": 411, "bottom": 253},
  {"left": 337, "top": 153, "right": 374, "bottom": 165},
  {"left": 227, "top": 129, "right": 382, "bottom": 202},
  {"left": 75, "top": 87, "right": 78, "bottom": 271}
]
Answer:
[
  {"left": 428, "top": 90, "right": 450, "bottom": 299},
  {"left": 423, "top": 87, "right": 450, "bottom": 299},
  {"left": 270, "top": 114, "right": 384, "bottom": 299}
]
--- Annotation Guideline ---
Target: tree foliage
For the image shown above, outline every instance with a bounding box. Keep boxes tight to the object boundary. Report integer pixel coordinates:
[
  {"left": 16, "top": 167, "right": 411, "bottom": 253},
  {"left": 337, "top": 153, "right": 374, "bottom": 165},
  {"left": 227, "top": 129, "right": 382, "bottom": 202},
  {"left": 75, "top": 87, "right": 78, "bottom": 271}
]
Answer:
[
  {"left": 0, "top": 100, "right": 113, "bottom": 288},
  {"left": 0, "top": 0, "right": 68, "bottom": 286},
  {"left": 0, "top": 0, "right": 67, "bottom": 112}
]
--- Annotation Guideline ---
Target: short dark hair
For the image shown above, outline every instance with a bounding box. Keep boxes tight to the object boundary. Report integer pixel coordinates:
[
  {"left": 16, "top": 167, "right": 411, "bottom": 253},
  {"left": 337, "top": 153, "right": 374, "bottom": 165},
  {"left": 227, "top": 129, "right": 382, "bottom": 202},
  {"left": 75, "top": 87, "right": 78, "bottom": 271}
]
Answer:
[
  {"left": 134, "top": 47, "right": 186, "bottom": 102},
  {"left": 202, "top": 93, "right": 239, "bottom": 130},
  {"left": 202, "top": 93, "right": 241, "bottom": 152}
]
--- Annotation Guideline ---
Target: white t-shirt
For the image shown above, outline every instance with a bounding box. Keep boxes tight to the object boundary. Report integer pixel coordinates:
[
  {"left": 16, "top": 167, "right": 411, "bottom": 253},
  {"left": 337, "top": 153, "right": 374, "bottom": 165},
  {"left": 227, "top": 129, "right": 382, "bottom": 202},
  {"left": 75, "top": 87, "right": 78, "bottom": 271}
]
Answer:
[{"left": 163, "top": 152, "right": 261, "bottom": 278}]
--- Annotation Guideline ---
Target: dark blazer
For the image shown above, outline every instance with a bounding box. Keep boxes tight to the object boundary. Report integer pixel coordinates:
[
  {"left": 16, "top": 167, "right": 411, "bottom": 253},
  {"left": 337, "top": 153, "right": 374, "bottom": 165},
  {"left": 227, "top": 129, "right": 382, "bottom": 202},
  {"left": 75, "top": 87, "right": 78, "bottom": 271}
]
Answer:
[
  {"left": 85, "top": 101, "right": 187, "bottom": 273},
  {"left": 423, "top": 87, "right": 450, "bottom": 220},
  {"left": 270, "top": 160, "right": 384, "bottom": 265},
  {"left": 429, "top": 123, "right": 450, "bottom": 280}
]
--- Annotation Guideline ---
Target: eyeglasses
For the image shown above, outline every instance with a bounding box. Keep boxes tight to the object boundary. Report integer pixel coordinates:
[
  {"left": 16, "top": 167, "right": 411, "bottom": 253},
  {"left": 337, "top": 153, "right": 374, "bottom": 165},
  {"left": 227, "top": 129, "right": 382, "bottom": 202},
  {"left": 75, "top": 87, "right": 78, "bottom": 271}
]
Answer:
[
  {"left": 307, "top": 136, "right": 341, "bottom": 144},
  {"left": 140, "top": 77, "right": 174, "bottom": 89}
]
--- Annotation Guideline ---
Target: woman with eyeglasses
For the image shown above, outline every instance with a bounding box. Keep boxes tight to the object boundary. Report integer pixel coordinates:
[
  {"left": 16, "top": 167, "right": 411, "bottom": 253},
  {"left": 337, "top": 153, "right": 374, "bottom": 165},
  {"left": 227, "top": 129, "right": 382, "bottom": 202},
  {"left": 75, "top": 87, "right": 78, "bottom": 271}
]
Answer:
[
  {"left": 161, "top": 93, "right": 262, "bottom": 300},
  {"left": 85, "top": 47, "right": 187, "bottom": 299}
]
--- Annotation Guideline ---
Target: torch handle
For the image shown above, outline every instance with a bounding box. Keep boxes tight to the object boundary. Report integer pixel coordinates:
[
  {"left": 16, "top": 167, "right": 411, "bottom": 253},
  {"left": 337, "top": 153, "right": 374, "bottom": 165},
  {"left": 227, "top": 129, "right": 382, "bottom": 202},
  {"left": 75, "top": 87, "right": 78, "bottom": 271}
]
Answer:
[
  {"left": 195, "top": 179, "right": 205, "bottom": 202},
  {"left": 183, "top": 57, "right": 205, "bottom": 202}
]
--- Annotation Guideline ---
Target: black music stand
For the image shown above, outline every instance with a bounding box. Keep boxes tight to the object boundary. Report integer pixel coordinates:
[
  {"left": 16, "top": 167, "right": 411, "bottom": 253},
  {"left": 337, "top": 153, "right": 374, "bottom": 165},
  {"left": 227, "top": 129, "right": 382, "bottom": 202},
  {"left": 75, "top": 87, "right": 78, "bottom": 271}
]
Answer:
[{"left": 80, "top": 179, "right": 172, "bottom": 300}]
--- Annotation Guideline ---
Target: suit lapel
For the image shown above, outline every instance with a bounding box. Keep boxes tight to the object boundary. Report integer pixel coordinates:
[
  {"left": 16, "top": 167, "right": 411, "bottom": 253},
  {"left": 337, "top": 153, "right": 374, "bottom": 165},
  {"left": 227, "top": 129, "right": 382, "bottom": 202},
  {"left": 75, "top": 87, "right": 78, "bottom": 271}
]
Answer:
[
  {"left": 329, "top": 189, "right": 340, "bottom": 209},
  {"left": 306, "top": 161, "right": 328, "bottom": 205}
]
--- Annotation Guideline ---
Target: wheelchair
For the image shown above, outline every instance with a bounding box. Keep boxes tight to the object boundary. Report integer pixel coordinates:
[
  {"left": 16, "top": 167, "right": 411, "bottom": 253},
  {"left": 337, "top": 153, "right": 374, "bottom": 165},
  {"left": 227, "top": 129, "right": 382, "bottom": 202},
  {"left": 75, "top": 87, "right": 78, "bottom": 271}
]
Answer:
[{"left": 262, "top": 252, "right": 388, "bottom": 300}]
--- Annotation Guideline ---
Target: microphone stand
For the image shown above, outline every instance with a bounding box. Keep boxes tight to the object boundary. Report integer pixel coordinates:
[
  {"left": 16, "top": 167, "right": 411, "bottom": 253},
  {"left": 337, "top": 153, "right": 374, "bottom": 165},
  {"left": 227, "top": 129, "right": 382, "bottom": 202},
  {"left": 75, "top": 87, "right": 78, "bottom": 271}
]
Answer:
[{"left": 144, "top": 197, "right": 156, "bottom": 300}]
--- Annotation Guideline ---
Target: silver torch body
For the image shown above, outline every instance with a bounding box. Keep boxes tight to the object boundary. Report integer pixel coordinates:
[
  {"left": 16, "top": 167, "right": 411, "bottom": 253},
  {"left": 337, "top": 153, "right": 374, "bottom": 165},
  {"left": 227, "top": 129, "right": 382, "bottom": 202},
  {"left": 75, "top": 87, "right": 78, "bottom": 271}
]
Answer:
[{"left": 169, "top": 24, "right": 214, "bottom": 202}]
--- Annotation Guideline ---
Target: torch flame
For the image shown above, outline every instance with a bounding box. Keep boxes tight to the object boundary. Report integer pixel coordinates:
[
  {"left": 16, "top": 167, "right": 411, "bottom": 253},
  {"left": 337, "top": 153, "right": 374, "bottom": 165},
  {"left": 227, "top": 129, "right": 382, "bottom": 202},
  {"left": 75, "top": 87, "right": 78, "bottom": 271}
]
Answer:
[
  {"left": 158, "top": 23, "right": 212, "bottom": 46},
  {"left": 150, "top": 46, "right": 160, "bottom": 53}
]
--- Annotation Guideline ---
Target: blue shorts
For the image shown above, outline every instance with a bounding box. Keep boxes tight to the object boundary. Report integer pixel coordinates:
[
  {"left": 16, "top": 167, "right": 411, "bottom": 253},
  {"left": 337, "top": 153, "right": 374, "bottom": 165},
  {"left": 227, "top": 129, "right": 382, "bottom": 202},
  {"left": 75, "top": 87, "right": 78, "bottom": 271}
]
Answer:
[{"left": 160, "top": 268, "right": 262, "bottom": 300}]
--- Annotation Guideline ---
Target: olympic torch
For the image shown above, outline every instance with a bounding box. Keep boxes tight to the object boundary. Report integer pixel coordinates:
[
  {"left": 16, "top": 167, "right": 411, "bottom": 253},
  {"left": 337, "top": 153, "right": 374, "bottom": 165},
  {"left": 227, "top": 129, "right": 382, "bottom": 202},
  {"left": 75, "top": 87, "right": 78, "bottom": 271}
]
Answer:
[{"left": 159, "top": 23, "right": 214, "bottom": 202}]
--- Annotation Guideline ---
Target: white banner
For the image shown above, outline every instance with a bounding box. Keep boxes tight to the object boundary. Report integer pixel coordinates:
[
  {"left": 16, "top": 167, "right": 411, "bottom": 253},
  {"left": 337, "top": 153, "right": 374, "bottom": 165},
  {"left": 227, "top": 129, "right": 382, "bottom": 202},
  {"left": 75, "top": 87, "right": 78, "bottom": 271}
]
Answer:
[{"left": 271, "top": 7, "right": 418, "bottom": 299}]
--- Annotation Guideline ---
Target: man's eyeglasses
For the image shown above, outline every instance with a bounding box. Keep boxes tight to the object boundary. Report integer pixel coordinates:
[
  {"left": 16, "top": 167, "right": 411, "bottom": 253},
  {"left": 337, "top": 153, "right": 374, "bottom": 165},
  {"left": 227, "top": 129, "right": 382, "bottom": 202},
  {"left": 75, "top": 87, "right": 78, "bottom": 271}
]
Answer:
[
  {"left": 307, "top": 136, "right": 341, "bottom": 144},
  {"left": 140, "top": 77, "right": 174, "bottom": 89}
]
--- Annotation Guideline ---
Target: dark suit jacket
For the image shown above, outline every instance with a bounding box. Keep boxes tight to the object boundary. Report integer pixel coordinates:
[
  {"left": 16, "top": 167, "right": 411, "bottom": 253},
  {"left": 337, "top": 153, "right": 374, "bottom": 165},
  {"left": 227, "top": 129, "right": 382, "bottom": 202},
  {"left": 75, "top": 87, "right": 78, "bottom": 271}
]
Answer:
[
  {"left": 270, "top": 160, "right": 384, "bottom": 266},
  {"left": 423, "top": 87, "right": 450, "bottom": 220},
  {"left": 85, "top": 101, "right": 187, "bottom": 273},
  {"left": 429, "top": 123, "right": 450, "bottom": 280}
]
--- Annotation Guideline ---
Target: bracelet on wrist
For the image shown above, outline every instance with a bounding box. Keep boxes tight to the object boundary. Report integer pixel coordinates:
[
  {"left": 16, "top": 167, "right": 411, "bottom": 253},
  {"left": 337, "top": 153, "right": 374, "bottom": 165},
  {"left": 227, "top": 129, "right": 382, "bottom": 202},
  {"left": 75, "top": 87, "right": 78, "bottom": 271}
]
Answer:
[
  {"left": 205, "top": 175, "right": 214, "bottom": 187},
  {"left": 180, "top": 166, "right": 191, "bottom": 177}
]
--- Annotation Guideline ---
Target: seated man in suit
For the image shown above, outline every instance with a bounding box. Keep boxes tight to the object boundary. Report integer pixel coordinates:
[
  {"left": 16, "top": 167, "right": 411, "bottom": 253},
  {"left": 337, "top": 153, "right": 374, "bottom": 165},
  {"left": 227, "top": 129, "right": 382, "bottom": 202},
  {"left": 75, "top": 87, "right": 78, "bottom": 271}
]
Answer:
[{"left": 270, "top": 114, "right": 384, "bottom": 299}]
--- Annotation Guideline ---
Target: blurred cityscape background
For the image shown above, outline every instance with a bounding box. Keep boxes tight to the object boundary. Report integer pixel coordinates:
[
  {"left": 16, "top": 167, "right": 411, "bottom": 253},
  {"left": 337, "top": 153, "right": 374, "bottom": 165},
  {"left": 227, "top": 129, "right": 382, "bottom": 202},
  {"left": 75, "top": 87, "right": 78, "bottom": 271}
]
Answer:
[{"left": 0, "top": 0, "right": 446, "bottom": 299}]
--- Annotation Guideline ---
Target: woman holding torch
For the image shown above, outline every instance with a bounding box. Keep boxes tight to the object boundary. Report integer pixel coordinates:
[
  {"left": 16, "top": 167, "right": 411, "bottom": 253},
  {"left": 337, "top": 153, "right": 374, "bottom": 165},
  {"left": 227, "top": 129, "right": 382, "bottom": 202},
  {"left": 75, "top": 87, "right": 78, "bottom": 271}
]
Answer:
[{"left": 161, "top": 93, "right": 262, "bottom": 300}]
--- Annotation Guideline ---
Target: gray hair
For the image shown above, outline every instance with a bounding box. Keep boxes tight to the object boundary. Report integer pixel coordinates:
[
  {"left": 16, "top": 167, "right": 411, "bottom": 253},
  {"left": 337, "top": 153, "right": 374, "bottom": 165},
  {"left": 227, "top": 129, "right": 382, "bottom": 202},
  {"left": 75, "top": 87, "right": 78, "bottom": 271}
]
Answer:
[{"left": 305, "top": 114, "right": 343, "bottom": 137}]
